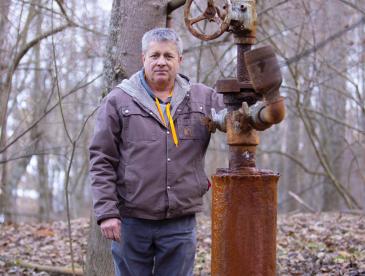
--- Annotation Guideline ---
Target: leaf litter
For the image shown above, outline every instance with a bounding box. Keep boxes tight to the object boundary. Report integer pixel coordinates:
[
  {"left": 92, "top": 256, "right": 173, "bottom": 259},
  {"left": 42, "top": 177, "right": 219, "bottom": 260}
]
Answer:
[{"left": 0, "top": 213, "right": 364, "bottom": 275}]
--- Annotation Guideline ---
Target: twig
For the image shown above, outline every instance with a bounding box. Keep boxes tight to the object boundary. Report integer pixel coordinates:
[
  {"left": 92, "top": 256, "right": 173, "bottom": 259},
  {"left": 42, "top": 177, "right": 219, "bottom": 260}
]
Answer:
[
  {"left": 285, "top": 16, "right": 365, "bottom": 65},
  {"left": 0, "top": 73, "right": 102, "bottom": 153},
  {"left": 260, "top": 150, "right": 326, "bottom": 176},
  {"left": 0, "top": 151, "right": 66, "bottom": 164},
  {"left": 288, "top": 191, "right": 317, "bottom": 213},
  {"left": 258, "top": 0, "right": 290, "bottom": 16},
  {"left": 337, "top": 0, "right": 365, "bottom": 15},
  {"left": 0, "top": 257, "right": 83, "bottom": 275},
  {"left": 167, "top": 0, "right": 186, "bottom": 14},
  {"left": 51, "top": 1, "right": 75, "bottom": 274},
  {"left": 64, "top": 141, "right": 77, "bottom": 276}
]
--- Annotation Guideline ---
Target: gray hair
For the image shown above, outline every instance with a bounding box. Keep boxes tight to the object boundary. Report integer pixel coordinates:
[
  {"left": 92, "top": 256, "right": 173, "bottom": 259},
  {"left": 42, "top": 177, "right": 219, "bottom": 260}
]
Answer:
[{"left": 142, "top": 28, "right": 183, "bottom": 55}]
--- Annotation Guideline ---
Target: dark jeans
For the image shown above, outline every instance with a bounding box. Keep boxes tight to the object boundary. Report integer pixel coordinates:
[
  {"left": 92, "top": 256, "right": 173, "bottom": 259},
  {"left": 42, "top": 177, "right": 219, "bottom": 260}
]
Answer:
[{"left": 111, "top": 215, "right": 197, "bottom": 276}]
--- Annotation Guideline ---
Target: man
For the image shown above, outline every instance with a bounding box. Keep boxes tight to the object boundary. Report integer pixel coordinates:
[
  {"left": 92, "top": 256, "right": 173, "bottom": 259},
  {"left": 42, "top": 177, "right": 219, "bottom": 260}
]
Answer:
[{"left": 89, "top": 28, "right": 225, "bottom": 276}]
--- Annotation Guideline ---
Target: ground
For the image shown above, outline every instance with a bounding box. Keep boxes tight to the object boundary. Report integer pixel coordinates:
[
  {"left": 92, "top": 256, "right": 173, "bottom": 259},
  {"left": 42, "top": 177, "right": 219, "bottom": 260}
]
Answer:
[{"left": 0, "top": 213, "right": 364, "bottom": 275}]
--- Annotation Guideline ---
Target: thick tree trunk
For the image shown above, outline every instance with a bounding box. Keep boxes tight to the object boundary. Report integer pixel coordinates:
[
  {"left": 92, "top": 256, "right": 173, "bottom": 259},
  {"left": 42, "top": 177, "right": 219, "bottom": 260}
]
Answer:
[
  {"left": 86, "top": 0, "right": 170, "bottom": 274},
  {"left": 103, "top": 0, "right": 170, "bottom": 93}
]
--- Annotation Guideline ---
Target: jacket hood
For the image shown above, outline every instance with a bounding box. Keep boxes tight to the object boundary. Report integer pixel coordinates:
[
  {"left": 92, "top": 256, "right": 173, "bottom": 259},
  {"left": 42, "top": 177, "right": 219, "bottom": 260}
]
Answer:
[{"left": 116, "top": 70, "right": 191, "bottom": 119}]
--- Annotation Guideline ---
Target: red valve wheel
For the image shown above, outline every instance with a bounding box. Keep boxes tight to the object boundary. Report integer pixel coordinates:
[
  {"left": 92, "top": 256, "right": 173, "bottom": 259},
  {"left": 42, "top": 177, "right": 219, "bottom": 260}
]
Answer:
[{"left": 184, "top": 0, "right": 232, "bottom": 41}]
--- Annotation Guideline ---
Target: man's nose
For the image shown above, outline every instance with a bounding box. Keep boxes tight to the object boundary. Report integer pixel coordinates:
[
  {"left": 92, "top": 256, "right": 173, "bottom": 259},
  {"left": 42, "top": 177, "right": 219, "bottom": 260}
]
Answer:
[{"left": 156, "top": 56, "right": 167, "bottom": 65}]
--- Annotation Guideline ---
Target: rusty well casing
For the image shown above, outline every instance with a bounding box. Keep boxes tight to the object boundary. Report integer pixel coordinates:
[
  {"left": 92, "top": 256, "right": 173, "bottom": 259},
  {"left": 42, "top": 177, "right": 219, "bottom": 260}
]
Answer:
[
  {"left": 211, "top": 2, "right": 282, "bottom": 273},
  {"left": 211, "top": 168, "right": 279, "bottom": 276}
]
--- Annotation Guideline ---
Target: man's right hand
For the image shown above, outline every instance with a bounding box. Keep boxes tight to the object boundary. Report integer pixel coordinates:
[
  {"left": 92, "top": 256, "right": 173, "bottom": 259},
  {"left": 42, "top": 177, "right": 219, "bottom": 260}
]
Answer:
[{"left": 100, "top": 218, "right": 121, "bottom": 241}]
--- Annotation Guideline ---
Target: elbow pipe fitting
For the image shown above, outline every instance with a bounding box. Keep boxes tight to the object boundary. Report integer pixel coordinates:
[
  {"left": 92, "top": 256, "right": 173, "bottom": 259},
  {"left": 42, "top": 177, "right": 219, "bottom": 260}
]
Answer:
[
  {"left": 250, "top": 96, "right": 285, "bottom": 131},
  {"left": 259, "top": 96, "right": 285, "bottom": 124},
  {"left": 244, "top": 45, "right": 283, "bottom": 101},
  {"left": 244, "top": 45, "right": 286, "bottom": 130}
]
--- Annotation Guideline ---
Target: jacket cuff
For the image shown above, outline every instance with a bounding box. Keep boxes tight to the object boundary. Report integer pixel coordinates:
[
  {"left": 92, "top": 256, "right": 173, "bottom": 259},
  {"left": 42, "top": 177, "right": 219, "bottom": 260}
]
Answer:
[{"left": 97, "top": 214, "right": 121, "bottom": 225}]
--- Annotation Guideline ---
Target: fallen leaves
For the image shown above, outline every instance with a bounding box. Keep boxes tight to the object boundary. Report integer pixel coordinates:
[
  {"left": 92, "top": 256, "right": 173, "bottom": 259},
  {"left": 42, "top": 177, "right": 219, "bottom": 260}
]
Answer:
[
  {"left": 193, "top": 213, "right": 365, "bottom": 275},
  {"left": 277, "top": 213, "right": 365, "bottom": 275},
  {"left": 0, "top": 218, "right": 88, "bottom": 275},
  {"left": 0, "top": 213, "right": 364, "bottom": 275}
]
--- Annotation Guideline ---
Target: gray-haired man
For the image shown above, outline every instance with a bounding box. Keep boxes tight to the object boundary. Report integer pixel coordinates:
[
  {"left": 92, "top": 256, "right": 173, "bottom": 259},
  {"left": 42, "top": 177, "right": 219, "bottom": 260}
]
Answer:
[{"left": 89, "top": 28, "right": 224, "bottom": 275}]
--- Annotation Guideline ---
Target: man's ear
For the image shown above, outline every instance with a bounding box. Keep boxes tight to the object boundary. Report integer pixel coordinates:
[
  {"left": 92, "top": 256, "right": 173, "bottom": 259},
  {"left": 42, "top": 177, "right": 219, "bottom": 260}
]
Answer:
[
  {"left": 179, "top": 55, "right": 183, "bottom": 64},
  {"left": 141, "top": 53, "right": 145, "bottom": 64}
]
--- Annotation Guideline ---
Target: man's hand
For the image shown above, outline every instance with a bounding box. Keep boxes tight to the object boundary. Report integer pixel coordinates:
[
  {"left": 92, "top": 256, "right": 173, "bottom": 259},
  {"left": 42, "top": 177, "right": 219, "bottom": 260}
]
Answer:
[{"left": 100, "top": 218, "right": 121, "bottom": 241}]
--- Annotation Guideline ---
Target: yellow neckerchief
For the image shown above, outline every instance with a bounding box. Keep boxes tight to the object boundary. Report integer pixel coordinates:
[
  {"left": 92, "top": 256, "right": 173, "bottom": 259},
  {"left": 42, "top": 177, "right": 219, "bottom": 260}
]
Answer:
[{"left": 155, "top": 87, "right": 179, "bottom": 147}]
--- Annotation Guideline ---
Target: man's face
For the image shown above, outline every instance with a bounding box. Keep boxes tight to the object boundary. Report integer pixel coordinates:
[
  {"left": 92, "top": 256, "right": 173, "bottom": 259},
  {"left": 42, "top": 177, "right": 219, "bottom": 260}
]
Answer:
[{"left": 142, "top": 41, "right": 182, "bottom": 88}]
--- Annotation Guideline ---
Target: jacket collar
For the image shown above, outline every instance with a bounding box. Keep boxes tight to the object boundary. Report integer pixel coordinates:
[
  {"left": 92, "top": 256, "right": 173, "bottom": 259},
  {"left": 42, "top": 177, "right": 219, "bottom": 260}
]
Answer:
[{"left": 116, "top": 69, "right": 191, "bottom": 120}]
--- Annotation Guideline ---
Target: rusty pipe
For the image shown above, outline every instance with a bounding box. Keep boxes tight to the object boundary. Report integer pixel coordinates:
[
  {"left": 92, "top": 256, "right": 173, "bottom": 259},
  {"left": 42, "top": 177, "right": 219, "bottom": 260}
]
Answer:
[
  {"left": 260, "top": 97, "right": 285, "bottom": 123},
  {"left": 212, "top": 168, "right": 279, "bottom": 276},
  {"left": 244, "top": 45, "right": 282, "bottom": 97},
  {"left": 244, "top": 45, "right": 285, "bottom": 130},
  {"left": 249, "top": 96, "right": 285, "bottom": 130}
]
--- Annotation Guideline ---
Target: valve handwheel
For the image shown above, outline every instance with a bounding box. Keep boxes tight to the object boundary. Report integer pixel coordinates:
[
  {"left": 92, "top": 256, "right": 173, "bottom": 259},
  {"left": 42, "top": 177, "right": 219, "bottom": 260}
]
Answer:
[{"left": 184, "top": 0, "right": 232, "bottom": 41}]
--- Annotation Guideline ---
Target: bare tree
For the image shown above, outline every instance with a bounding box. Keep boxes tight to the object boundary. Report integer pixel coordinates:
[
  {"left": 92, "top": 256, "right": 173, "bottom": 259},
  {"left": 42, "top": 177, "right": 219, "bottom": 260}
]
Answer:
[{"left": 85, "top": 0, "right": 176, "bottom": 274}]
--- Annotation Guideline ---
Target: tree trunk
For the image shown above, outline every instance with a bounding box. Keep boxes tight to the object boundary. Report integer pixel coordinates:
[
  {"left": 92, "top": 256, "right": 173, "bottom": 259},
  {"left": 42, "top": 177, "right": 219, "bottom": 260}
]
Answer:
[
  {"left": 319, "top": 1, "right": 347, "bottom": 211},
  {"left": 0, "top": 0, "right": 12, "bottom": 221},
  {"left": 282, "top": 109, "right": 301, "bottom": 212},
  {"left": 103, "top": 0, "right": 170, "bottom": 93},
  {"left": 85, "top": 0, "right": 170, "bottom": 274}
]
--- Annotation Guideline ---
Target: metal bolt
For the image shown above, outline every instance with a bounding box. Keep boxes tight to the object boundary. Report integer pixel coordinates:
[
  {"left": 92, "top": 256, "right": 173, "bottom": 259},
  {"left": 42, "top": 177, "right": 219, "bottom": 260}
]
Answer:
[{"left": 240, "top": 4, "right": 247, "bottom": 11}]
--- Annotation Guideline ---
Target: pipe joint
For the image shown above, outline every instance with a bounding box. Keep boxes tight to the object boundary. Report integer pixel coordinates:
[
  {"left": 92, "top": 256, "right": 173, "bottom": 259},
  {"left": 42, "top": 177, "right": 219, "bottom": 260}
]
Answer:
[
  {"left": 249, "top": 96, "right": 285, "bottom": 131},
  {"left": 210, "top": 108, "right": 228, "bottom": 133}
]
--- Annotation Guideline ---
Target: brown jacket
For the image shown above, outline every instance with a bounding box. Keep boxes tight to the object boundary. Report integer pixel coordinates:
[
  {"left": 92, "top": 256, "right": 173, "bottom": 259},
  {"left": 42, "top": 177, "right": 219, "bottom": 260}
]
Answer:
[{"left": 89, "top": 71, "right": 224, "bottom": 224}]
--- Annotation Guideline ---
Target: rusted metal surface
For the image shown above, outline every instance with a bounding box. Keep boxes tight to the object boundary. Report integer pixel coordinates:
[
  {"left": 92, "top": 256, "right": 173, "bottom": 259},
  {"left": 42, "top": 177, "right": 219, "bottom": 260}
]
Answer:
[
  {"left": 212, "top": 168, "right": 279, "bottom": 276},
  {"left": 215, "top": 77, "right": 259, "bottom": 111},
  {"left": 230, "top": 0, "right": 257, "bottom": 44},
  {"left": 237, "top": 44, "right": 252, "bottom": 82},
  {"left": 183, "top": 1, "right": 285, "bottom": 275},
  {"left": 226, "top": 112, "right": 258, "bottom": 145},
  {"left": 228, "top": 146, "right": 256, "bottom": 169},
  {"left": 245, "top": 45, "right": 282, "bottom": 100},
  {"left": 215, "top": 78, "right": 253, "bottom": 93},
  {"left": 184, "top": 0, "right": 232, "bottom": 41},
  {"left": 258, "top": 97, "right": 285, "bottom": 124},
  {"left": 216, "top": 43, "right": 259, "bottom": 114},
  {"left": 244, "top": 45, "right": 286, "bottom": 130}
]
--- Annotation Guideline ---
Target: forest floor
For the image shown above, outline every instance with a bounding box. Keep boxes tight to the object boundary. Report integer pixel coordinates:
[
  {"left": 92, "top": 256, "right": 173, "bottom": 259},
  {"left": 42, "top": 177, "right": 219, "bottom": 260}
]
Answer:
[{"left": 0, "top": 213, "right": 364, "bottom": 275}]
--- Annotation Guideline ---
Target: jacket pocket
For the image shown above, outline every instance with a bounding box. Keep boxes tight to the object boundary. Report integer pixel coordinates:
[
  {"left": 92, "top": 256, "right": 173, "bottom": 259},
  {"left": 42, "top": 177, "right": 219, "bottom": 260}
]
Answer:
[
  {"left": 177, "top": 102, "right": 209, "bottom": 140},
  {"left": 195, "top": 159, "right": 209, "bottom": 196},
  {"left": 120, "top": 105, "right": 157, "bottom": 142}
]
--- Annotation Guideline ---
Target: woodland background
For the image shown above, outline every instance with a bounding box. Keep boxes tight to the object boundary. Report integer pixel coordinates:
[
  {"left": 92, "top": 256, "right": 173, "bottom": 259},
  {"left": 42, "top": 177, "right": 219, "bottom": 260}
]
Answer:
[{"left": 0, "top": 0, "right": 364, "bottom": 274}]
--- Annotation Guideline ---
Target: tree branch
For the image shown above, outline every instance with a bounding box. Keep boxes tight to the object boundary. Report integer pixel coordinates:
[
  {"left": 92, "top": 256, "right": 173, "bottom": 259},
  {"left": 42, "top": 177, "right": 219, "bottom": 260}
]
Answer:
[
  {"left": 337, "top": 0, "right": 365, "bottom": 15},
  {"left": 0, "top": 257, "right": 83, "bottom": 275},
  {"left": 0, "top": 74, "right": 102, "bottom": 153},
  {"left": 10, "top": 23, "right": 73, "bottom": 77},
  {"left": 167, "top": 0, "right": 186, "bottom": 14},
  {"left": 261, "top": 150, "right": 326, "bottom": 176},
  {"left": 285, "top": 16, "right": 365, "bottom": 66},
  {"left": 288, "top": 191, "right": 317, "bottom": 213}
]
